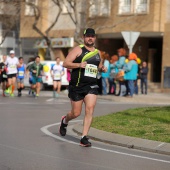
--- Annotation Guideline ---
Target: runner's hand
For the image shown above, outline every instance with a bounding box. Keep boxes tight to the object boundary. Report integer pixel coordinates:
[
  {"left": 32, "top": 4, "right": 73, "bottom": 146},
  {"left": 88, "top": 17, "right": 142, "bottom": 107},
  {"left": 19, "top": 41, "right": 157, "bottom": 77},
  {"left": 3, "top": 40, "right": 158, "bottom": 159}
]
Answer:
[{"left": 79, "top": 62, "right": 87, "bottom": 68}]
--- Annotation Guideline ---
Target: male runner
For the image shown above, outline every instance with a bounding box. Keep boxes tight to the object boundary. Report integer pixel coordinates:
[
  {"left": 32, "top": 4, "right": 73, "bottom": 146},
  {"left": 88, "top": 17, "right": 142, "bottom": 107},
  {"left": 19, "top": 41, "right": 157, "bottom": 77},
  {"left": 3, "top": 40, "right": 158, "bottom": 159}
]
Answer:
[
  {"left": 0, "top": 55, "right": 8, "bottom": 96},
  {"left": 50, "top": 57, "right": 64, "bottom": 98},
  {"left": 59, "top": 28, "right": 107, "bottom": 147},
  {"left": 17, "top": 57, "right": 26, "bottom": 97},
  {"left": 29, "top": 56, "right": 43, "bottom": 98},
  {"left": 5, "top": 50, "right": 20, "bottom": 97}
]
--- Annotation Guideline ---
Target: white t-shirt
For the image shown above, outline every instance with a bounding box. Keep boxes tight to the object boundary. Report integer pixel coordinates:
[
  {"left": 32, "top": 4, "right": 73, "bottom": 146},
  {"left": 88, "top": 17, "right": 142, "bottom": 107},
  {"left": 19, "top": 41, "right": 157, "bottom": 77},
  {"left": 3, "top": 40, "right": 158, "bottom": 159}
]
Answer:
[
  {"left": 6, "top": 56, "right": 19, "bottom": 75},
  {"left": 51, "top": 64, "right": 64, "bottom": 80}
]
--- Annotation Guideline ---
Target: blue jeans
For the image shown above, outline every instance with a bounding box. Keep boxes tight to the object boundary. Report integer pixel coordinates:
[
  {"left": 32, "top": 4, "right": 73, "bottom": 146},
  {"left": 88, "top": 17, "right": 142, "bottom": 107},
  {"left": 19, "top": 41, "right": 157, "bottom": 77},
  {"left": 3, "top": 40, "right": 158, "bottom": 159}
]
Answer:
[
  {"left": 102, "top": 77, "right": 108, "bottom": 95},
  {"left": 128, "top": 80, "right": 134, "bottom": 96}
]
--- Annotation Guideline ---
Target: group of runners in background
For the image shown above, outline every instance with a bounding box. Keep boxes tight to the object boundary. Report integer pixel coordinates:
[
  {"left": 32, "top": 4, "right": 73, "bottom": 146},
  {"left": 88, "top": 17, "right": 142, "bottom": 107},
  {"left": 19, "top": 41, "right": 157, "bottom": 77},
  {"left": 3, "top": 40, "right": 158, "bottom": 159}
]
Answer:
[{"left": 0, "top": 51, "right": 65, "bottom": 98}]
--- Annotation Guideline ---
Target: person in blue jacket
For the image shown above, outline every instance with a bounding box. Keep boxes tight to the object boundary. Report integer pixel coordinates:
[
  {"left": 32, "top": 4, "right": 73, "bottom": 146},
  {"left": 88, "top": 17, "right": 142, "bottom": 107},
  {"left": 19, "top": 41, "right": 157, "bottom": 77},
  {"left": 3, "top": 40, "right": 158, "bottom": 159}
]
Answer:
[
  {"left": 124, "top": 53, "right": 138, "bottom": 97},
  {"left": 17, "top": 57, "right": 26, "bottom": 97},
  {"left": 115, "top": 48, "right": 127, "bottom": 96}
]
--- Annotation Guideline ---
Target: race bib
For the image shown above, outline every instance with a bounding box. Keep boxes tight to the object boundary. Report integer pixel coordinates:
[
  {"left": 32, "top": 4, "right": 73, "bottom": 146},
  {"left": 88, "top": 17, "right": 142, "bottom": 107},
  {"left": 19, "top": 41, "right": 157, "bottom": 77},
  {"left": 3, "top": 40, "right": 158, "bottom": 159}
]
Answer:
[
  {"left": 54, "top": 72, "right": 61, "bottom": 80},
  {"left": 2, "top": 74, "right": 7, "bottom": 78},
  {"left": 19, "top": 71, "right": 24, "bottom": 77},
  {"left": 10, "top": 65, "right": 16, "bottom": 69},
  {"left": 84, "top": 64, "right": 98, "bottom": 78}
]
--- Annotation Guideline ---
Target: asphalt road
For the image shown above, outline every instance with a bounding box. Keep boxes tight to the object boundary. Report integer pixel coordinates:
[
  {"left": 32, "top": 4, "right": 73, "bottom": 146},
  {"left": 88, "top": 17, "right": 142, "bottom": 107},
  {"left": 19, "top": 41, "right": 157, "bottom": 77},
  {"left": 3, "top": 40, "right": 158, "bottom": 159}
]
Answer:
[{"left": 0, "top": 94, "right": 170, "bottom": 170}]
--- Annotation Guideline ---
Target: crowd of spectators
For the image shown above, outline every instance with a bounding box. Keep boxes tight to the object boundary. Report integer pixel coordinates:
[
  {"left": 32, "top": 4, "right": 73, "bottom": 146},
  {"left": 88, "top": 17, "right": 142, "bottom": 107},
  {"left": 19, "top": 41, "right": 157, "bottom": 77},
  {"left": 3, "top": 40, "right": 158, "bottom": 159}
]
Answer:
[{"left": 98, "top": 48, "right": 148, "bottom": 98}]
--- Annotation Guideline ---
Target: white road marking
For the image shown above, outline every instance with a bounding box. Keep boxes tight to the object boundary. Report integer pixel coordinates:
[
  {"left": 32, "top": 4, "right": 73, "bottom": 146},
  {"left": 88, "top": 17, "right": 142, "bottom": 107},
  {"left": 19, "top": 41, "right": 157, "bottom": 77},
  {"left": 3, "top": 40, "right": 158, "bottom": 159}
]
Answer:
[
  {"left": 40, "top": 121, "right": 170, "bottom": 164},
  {"left": 46, "top": 98, "right": 54, "bottom": 102},
  {"left": 154, "top": 143, "right": 165, "bottom": 149}
]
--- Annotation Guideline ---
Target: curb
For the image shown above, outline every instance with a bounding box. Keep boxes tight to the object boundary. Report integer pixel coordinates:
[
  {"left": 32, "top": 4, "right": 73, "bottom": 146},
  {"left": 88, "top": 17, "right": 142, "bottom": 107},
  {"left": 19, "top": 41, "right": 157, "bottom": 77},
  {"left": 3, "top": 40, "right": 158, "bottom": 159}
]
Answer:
[{"left": 73, "top": 123, "right": 170, "bottom": 156}]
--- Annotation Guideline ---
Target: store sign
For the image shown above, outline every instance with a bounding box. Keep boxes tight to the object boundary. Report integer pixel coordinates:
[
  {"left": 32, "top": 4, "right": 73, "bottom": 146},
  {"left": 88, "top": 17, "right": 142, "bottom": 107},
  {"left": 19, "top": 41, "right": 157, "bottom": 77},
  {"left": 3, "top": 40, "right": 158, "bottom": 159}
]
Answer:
[{"left": 34, "top": 37, "right": 74, "bottom": 48}]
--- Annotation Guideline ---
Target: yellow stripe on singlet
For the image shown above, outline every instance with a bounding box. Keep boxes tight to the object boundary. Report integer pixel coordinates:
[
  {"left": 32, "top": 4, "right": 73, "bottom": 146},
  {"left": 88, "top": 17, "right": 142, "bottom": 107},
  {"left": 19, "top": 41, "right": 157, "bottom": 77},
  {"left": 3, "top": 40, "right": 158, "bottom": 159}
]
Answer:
[{"left": 76, "top": 47, "right": 99, "bottom": 86}]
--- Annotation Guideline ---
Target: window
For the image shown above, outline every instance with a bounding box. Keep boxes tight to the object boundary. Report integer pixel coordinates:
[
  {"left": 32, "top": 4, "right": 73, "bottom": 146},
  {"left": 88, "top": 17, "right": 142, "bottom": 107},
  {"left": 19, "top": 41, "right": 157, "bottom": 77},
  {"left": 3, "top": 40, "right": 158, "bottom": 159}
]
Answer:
[
  {"left": 89, "top": 0, "right": 111, "bottom": 17},
  {"left": 135, "top": 0, "right": 149, "bottom": 14},
  {"left": 118, "top": 0, "right": 133, "bottom": 15},
  {"left": 25, "top": 0, "right": 38, "bottom": 16}
]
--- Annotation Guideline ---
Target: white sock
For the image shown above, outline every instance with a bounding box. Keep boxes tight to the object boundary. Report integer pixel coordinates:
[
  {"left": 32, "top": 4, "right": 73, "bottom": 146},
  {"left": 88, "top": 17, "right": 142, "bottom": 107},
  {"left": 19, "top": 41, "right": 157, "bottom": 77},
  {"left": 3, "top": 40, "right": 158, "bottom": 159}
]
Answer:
[
  {"left": 63, "top": 117, "right": 68, "bottom": 124},
  {"left": 81, "top": 136, "right": 84, "bottom": 139}
]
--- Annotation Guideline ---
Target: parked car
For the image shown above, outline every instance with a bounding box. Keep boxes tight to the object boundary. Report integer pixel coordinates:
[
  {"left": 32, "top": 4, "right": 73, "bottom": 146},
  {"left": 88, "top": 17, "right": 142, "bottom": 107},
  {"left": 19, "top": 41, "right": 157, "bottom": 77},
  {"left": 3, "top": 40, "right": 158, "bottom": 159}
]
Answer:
[{"left": 24, "top": 60, "right": 69, "bottom": 89}]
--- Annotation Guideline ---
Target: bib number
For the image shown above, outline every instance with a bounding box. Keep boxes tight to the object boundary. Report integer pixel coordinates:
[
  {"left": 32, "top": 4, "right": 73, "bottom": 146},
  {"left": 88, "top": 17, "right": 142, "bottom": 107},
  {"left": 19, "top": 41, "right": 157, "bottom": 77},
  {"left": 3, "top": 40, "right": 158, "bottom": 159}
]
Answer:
[
  {"left": 54, "top": 72, "right": 61, "bottom": 80},
  {"left": 84, "top": 64, "right": 97, "bottom": 78},
  {"left": 19, "top": 71, "right": 24, "bottom": 76},
  {"left": 10, "top": 65, "right": 16, "bottom": 69},
  {"left": 2, "top": 74, "right": 7, "bottom": 78}
]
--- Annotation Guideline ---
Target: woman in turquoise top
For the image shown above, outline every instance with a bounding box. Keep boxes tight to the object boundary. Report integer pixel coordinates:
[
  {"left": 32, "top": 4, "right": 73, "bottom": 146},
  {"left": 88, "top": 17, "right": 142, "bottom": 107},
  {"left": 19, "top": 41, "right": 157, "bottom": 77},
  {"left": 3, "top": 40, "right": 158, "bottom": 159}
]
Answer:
[
  {"left": 124, "top": 53, "right": 138, "bottom": 97},
  {"left": 115, "top": 48, "right": 127, "bottom": 96}
]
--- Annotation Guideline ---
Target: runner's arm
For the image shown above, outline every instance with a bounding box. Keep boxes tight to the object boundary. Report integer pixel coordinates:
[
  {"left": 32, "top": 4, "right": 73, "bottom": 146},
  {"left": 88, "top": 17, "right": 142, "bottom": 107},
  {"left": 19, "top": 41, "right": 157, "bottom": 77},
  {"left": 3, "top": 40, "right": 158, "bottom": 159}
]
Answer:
[{"left": 63, "top": 46, "right": 86, "bottom": 69}]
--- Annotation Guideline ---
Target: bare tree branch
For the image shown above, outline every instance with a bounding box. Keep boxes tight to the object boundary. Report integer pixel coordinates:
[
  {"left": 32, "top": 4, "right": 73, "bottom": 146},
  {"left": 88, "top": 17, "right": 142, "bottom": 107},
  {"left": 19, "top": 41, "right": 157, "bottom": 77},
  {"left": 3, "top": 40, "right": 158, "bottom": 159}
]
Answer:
[{"left": 45, "top": 0, "right": 62, "bottom": 36}]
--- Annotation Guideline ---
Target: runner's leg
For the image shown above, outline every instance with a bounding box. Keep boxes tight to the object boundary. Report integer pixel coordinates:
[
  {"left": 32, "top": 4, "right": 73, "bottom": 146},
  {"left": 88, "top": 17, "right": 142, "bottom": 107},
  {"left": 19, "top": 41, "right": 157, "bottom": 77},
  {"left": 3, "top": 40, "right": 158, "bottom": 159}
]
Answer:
[
  {"left": 65, "top": 100, "right": 83, "bottom": 123},
  {"left": 57, "top": 81, "right": 61, "bottom": 94},
  {"left": 82, "top": 94, "right": 97, "bottom": 136},
  {"left": 36, "top": 82, "right": 41, "bottom": 96},
  {"left": 53, "top": 81, "right": 57, "bottom": 97}
]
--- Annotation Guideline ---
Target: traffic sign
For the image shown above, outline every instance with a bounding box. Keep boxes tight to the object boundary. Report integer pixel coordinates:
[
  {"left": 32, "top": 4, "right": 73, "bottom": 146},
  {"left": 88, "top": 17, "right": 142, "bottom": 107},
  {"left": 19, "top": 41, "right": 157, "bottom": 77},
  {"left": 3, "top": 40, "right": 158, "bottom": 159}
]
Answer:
[{"left": 121, "top": 31, "right": 140, "bottom": 53}]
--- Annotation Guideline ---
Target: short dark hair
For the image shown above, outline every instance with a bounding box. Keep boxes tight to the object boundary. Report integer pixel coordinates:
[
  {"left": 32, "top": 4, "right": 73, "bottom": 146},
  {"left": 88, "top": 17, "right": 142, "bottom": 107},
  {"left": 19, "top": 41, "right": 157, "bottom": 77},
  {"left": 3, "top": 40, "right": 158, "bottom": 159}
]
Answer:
[
  {"left": 35, "top": 56, "right": 40, "bottom": 60},
  {"left": 56, "top": 57, "right": 60, "bottom": 60},
  {"left": 19, "top": 57, "right": 23, "bottom": 60}
]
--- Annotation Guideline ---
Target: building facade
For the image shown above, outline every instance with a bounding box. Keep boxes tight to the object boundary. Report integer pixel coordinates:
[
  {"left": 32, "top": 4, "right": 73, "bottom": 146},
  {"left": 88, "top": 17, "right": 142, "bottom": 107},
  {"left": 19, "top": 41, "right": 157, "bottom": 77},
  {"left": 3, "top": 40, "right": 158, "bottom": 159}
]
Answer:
[{"left": 87, "top": 0, "right": 170, "bottom": 91}]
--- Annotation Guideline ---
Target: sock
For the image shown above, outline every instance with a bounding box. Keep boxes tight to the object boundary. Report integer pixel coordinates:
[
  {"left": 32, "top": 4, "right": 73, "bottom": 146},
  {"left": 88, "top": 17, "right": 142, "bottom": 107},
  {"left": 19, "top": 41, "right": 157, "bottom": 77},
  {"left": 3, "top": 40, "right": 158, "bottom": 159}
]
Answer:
[
  {"left": 81, "top": 136, "right": 85, "bottom": 139},
  {"left": 12, "top": 85, "right": 15, "bottom": 93},
  {"left": 9, "top": 85, "right": 12, "bottom": 93},
  {"left": 63, "top": 117, "right": 68, "bottom": 124}
]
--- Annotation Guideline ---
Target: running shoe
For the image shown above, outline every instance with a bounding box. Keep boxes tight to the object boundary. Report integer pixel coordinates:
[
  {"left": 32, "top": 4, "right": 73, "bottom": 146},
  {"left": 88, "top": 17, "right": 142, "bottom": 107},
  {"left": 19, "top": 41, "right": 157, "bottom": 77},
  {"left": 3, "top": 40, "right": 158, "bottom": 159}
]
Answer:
[
  {"left": 80, "top": 136, "right": 92, "bottom": 147},
  {"left": 53, "top": 91, "right": 56, "bottom": 98},
  {"left": 35, "top": 94, "right": 39, "bottom": 99},
  {"left": 28, "top": 89, "right": 31, "bottom": 95},
  {"left": 2, "top": 92, "right": 5, "bottom": 97},
  {"left": 55, "top": 93, "right": 59, "bottom": 98},
  {"left": 18, "top": 92, "right": 21, "bottom": 97},
  {"left": 59, "top": 116, "right": 68, "bottom": 136},
  {"left": 10, "top": 93, "right": 14, "bottom": 97}
]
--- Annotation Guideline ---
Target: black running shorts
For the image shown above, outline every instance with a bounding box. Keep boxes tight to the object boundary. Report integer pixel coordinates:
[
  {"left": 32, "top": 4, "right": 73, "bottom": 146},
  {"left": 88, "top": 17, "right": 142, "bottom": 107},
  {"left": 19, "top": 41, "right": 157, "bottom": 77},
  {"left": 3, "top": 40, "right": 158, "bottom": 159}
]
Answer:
[
  {"left": 68, "top": 85, "right": 99, "bottom": 101},
  {"left": 7, "top": 74, "right": 17, "bottom": 79}
]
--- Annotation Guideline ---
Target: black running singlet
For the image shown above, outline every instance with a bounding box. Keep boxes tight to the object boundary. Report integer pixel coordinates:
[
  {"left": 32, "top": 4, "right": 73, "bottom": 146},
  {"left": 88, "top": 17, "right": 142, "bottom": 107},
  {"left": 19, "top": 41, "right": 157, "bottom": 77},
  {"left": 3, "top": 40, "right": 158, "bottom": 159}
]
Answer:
[{"left": 70, "top": 45, "right": 101, "bottom": 88}]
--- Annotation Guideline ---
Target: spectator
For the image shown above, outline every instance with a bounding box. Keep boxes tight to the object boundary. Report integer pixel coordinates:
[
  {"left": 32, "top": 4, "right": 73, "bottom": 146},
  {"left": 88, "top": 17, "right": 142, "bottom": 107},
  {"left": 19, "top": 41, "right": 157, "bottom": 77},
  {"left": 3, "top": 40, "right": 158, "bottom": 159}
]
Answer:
[
  {"left": 108, "top": 54, "right": 118, "bottom": 95},
  {"left": 140, "top": 61, "right": 148, "bottom": 94},
  {"left": 101, "top": 52, "right": 110, "bottom": 95},
  {"left": 124, "top": 53, "right": 138, "bottom": 97},
  {"left": 116, "top": 48, "right": 126, "bottom": 96},
  {"left": 134, "top": 58, "right": 141, "bottom": 95}
]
